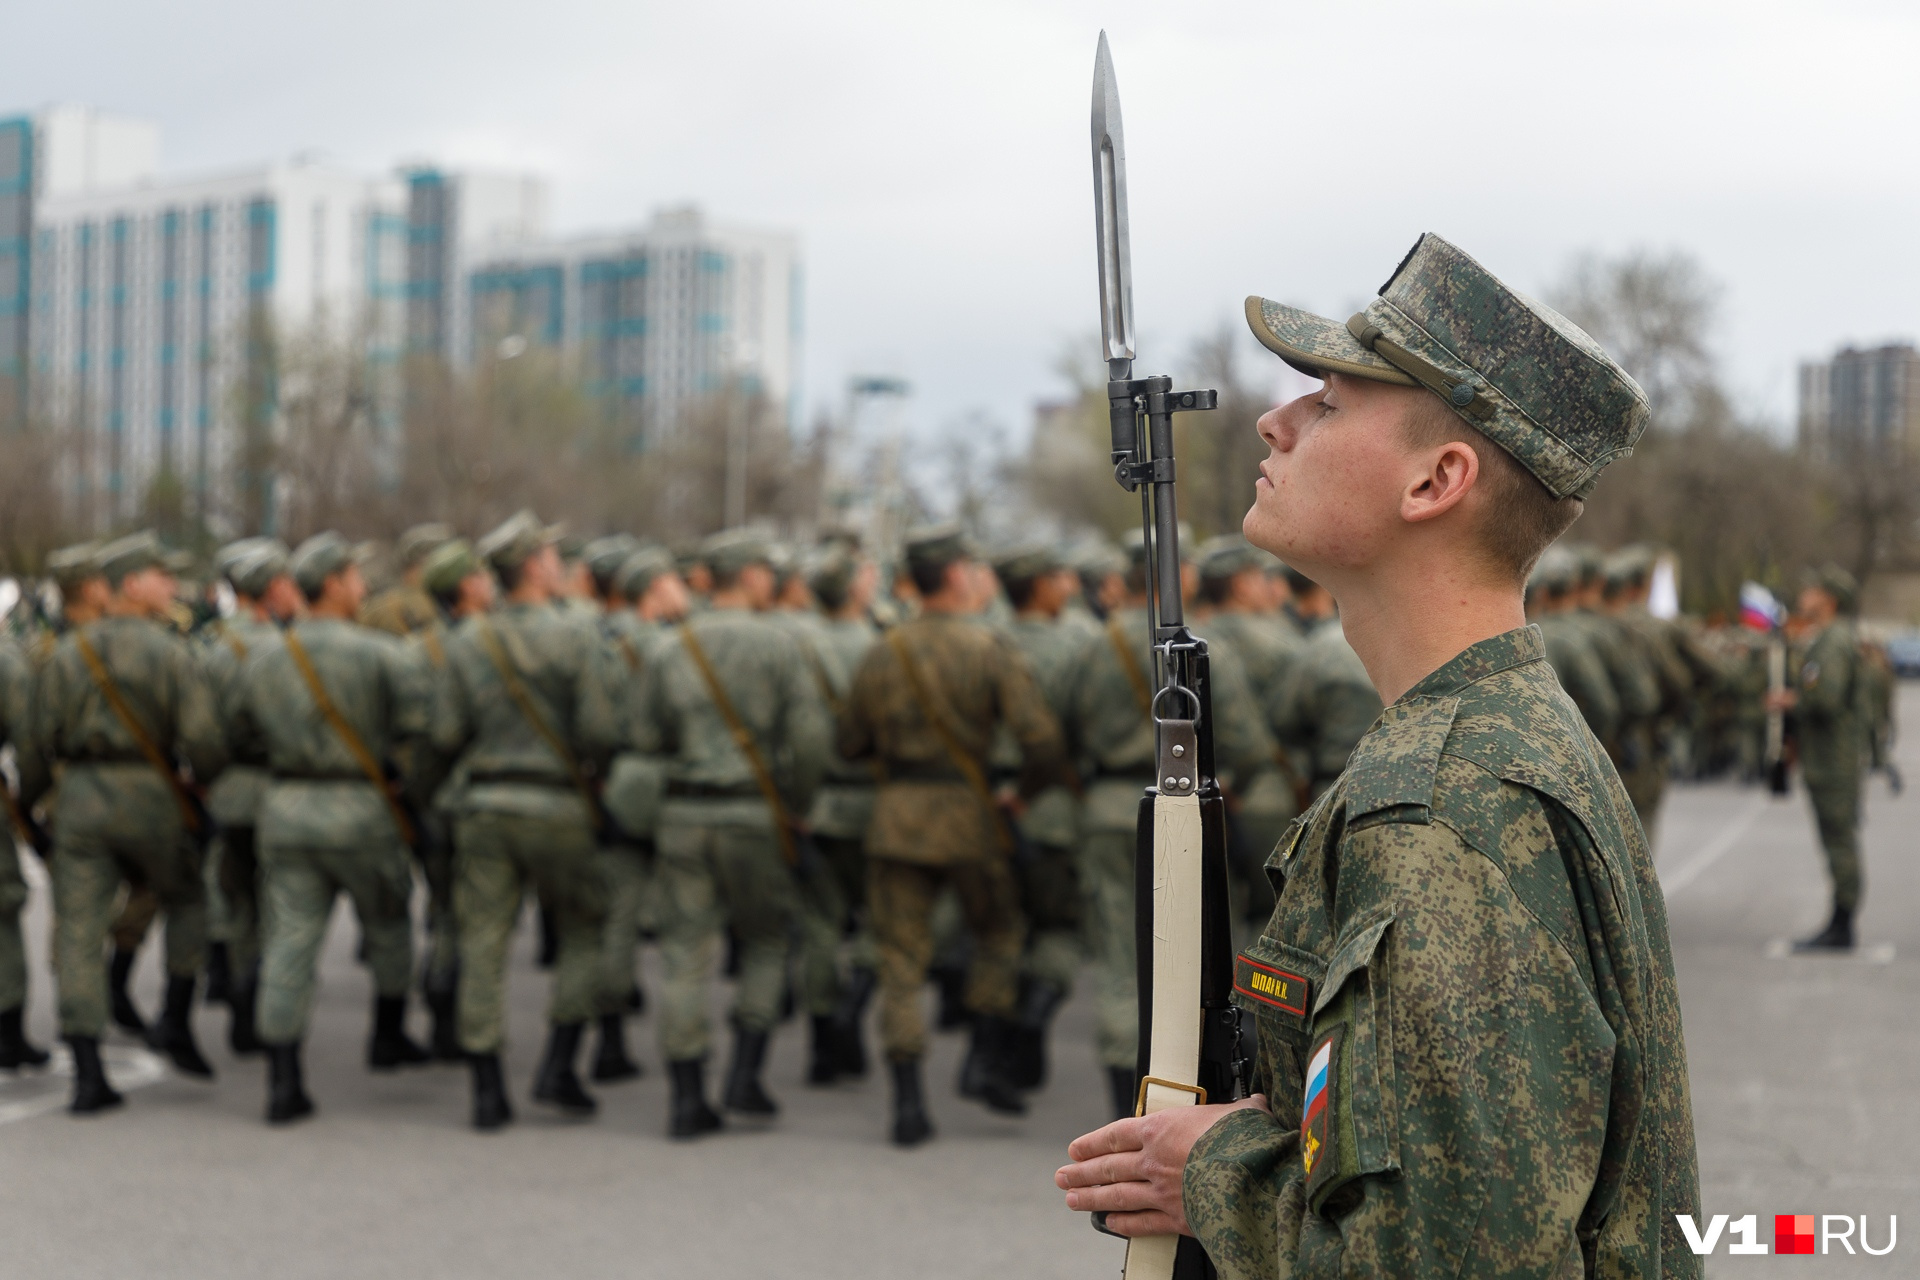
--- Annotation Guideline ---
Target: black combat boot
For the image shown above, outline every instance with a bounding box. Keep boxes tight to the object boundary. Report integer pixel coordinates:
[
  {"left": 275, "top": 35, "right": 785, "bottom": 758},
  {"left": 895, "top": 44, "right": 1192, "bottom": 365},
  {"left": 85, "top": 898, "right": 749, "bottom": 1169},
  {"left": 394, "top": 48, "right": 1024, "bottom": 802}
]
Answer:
[
  {"left": 469, "top": 1053, "right": 514, "bottom": 1131},
  {"left": 668, "top": 1057, "right": 723, "bottom": 1139},
  {"left": 723, "top": 1027, "right": 778, "bottom": 1116},
  {"left": 204, "top": 940, "right": 232, "bottom": 1005},
  {"left": 367, "top": 995, "right": 432, "bottom": 1070},
  {"left": 264, "top": 1041, "right": 314, "bottom": 1125},
  {"left": 590, "top": 1012, "right": 641, "bottom": 1082},
  {"left": 932, "top": 963, "right": 970, "bottom": 1031},
  {"left": 0, "top": 1005, "right": 50, "bottom": 1069},
  {"left": 624, "top": 984, "right": 646, "bottom": 1015},
  {"left": 829, "top": 966, "right": 876, "bottom": 1078},
  {"left": 957, "top": 1016, "right": 1026, "bottom": 1116},
  {"left": 425, "top": 978, "right": 462, "bottom": 1062},
  {"left": 68, "top": 1036, "right": 124, "bottom": 1114},
  {"left": 148, "top": 975, "right": 214, "bottom": 1078},
  {"left": 889, "top": 1056, "right": 934, "bottom": 1147},
  {"left": 536, "top": 905, "right": 559, "bottom": 969},
  {"left": 108, "top": 948, "right": 146, "bottom": 1037},
  {"left": 1108, "top": 1066, "right": 1139, "bottom": 1122},
  {"left": 807, "top": 1015, "right": 840, "bottom": 1086},
  {"left": 1009, "top": 980, "right": 1068, "bottom": 1091},
  {"left": 227, "top": 976, "right": 261, "bottom": 1057},
  {"left": 531, "top": 1021, "right": 597, "bottom": 1115},
  {"left": 1793, "top": 904, "right": 1856, "bottom": 952}
]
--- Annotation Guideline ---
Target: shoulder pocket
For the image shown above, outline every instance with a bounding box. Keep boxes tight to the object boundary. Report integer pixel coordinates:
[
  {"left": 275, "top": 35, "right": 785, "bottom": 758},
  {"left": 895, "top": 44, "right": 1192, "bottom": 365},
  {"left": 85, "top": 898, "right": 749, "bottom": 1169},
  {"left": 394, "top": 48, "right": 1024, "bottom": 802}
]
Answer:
[
  {"left": 1303, "top": 911, "right": 1401, "bottom": 1217},
  {"left": 1232, "top": 933, "right": 1324, "bottom": 1102}
]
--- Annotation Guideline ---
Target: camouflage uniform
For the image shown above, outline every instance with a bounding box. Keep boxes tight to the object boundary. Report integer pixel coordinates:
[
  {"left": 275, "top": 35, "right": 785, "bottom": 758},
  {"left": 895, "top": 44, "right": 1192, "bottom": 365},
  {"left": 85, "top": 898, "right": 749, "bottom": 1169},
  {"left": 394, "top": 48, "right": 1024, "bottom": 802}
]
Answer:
[
  {"left": 358, "top": 522, "right": 452, "bottom": 639},
  {"left": 0, "top": 639, "right": 37, "bottom": 1045},
  {"left": 597, "top": 601, "right": 658, "bottom": 1017},
  {"left": 629, "top": 535, "right": 828, "bottom": 1127},
  {"left": 1269, "top": 619, "right": 1384, "bottom": 801},
  {"left": 1793, "top": 611, "right": 1868, "bottom": 915}
]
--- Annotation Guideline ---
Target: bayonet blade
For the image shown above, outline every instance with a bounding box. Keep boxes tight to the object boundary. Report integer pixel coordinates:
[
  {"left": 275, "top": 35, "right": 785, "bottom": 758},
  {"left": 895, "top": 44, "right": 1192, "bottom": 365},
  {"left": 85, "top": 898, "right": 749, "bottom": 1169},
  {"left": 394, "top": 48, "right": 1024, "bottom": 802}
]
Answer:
[{"left": 1092, "top": 31, "right": 1135, "bottom": 364}]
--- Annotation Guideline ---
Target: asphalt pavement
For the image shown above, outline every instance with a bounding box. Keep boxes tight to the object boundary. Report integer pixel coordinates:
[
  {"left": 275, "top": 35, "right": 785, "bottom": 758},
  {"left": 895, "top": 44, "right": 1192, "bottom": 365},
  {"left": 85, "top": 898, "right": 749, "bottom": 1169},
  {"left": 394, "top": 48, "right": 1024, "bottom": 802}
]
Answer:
[{"left": 1, "top": 686, "right": 1914, "bottom": 1278}]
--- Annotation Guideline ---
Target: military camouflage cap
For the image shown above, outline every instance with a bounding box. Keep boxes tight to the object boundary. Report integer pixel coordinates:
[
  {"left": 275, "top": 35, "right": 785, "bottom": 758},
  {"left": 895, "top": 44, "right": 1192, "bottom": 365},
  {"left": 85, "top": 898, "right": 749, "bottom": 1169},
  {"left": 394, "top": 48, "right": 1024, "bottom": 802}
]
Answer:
[
  {"left": 395, "top": 523, "right": 455, "bottom": 570},
  {"left": 1604, "top": 545, "right": 1655, "bottom": 589},
  {"left": 227, "top": 542, "right": 292, "bottom": 599},
  {"left": 477, "top": 510, "right": 562, "bottom": 570},
  {"left": 556, "top": 532, "right": 590, "bottom": 563},
  {"left": 612, "top": 546, "right": 675, "bottom": 602},
  {"left": 700, "top": 527, "right": 776, "bottom": 581},
  {"left": 46, "top": 541, "right": 103, "bottom": 590},
  {"left": 582, "top": 534, "right": 642, "bottom": 594},
  {"left": 1527, "top": 543, "right": 1579, "bottom": 594},
  {"left": 421, "top": 538, "right": 483, "bottom": 597},
  {"left": 96, "top": 531, "right": 169, "bottom": 586},
  {"left": 1567, "top": 543, "right": 1605, "bottom": 585},
  {"left": 213, "top": 537, "right": 278, "bottom": 583},
  {"left": 807, "top": 546, "right": 859, "bottom": 609},
  {"left": 1804, "top": 562, "right": 1858, "bottom": 610},
  {"left": 291, "top": 531, "right": 369, "bottom": 595},
  {"left": 902, "top": 522, "right": 979, "bottom": 575},
  {"left": 990, "top": 543, "right": 1063, "bottom": 587},
  {"left": 1122, "top": 523, "right": 1195, "bottom": 565},
  {"left": 1067, "top": 539, "right": 1126, "bottom": 581},
  {"left": 1195, "top": 534, "right": 1274, "bottom": 583},
  {"left": 1245, "top": 233, "right": 1649, "bottom": 499}
]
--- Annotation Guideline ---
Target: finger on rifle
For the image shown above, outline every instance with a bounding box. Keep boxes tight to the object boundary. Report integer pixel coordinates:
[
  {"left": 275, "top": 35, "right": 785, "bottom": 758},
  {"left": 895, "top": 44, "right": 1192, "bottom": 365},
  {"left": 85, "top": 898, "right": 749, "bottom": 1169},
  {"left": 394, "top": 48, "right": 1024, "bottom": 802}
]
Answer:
[
  {"left": 1060, "top": 1171, "right": 1158, "bottom": 1213},
  {"left": 1055, "top": 1148, "right": 1146, "bottom": 1191},
  {"left": 1066, "top": 1116, "right": 1147, "bottom": 1163}
]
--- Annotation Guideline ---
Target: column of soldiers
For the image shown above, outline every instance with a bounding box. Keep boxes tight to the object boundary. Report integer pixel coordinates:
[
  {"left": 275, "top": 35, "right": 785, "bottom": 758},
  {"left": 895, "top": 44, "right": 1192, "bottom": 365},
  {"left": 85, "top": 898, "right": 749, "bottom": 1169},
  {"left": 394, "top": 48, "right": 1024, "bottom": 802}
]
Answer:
[{"left": 2, "top": 515, "right": 1889, "bottom": 1140}]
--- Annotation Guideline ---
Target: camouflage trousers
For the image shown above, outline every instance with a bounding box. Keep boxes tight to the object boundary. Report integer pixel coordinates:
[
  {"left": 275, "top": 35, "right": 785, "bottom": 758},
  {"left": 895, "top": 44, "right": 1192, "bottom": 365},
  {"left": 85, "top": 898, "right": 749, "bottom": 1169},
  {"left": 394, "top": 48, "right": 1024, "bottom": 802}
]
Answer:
[
  {"left": 1080, "top": 827, "right": 1137, "bottom": 1071},
  {"left": 454, "top": 809, "right": 605, "bottom": 1054},
  {"left": 110, "top": 883, "right": 160, "bottom": 953},
  {"left": 256, "top": 839, "right": 414, "bottom": 1044},
  {"left": 49, "top": 766, "right": 203, "bottom": 1038},
  {"left": 654, "top": 815, "right": 794, "bottom": 1062},
  {"left": 596, "top": 841, "right": 651, "bottom": 1016},
  {"left": 0, "top": 844, "right": 27, "bottom": 1012},
  {"left": 796, "top": 833, "right": 877, "bottom": 1017},
  {"left": 209, "top": 826, "right": 262, "bottom": 975},
  {"left": 1018, "top": 840, "right": 1083, "bottom": 992},
  {"left": 415, "top": 817, "right": 457, "bottom": 993},
  {"left": 1807, "top": 776, "right": 1864, "bottom": 912},
  {"left": 869, "top": 854, "right": 1023, "bottom": 1061}
]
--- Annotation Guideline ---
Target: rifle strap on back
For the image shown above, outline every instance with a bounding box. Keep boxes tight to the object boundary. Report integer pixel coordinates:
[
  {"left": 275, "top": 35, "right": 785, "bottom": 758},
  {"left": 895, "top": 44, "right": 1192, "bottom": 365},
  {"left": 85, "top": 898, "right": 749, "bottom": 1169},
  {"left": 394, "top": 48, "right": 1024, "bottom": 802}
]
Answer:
[
  {"left": 73, "top": 629, "right": 203, "bottom": 833},
  {"left": 282, "top": 628, "right": 416, "bottom": 846},
  {"left": 678, "top": 623, "right": 797, "bottom": 866},
  {"left": 884, "top": 630, "right": 1010, "bottom": 855},
  {"left": 475, "top": 618, "right": 603, "bottom": 833},
  {"left": 1107, "top": 616, "right": 1153, "bottom": 716}
]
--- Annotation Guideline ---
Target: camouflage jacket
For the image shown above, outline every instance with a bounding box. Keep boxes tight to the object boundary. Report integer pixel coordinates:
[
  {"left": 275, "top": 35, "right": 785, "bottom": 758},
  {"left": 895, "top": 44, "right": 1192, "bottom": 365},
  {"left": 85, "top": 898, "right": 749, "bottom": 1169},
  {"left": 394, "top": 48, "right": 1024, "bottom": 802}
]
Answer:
[
  {"left": 433, "top": 602, "right": 622, "bottom": 821},
  {"left": 1270, "top": 620, "right": 1384, "bottom": 798},
  {"left": 1184, "top": 626, "right": 1699, "bottom": 1279},
  {"left": 1202, "top": 610, "right": 1308, "bottom": 811},
  {"left": 1535, "top": 612, "right": 1620, "bottom": 750},
  {"left": 995, "top": 612, "right": 1086, "bottom": 850},
  {"left": 839, "top": 612, "right": 1065, "bottom": 864},
  {"left": 201, "top": 614, "right": 284, "bottom": 827},
  {"left": 631, "top": 606, "right": 830, "bottom": 827},
  {"left": 233, "top": 618, "right": 431, "bottom": 849},
  {"left": 1792, "top": 618, "right": 1866, "bottom": 786},
  {"left": 806, "top": 614, "right": 880, "bottom": 839},
  {"left": 0, "top": 637, "right": 29, "bottom": 785},
  {"left": 20, "top": 614, "right": 227, "bottom": 809},
  {"left": 360, "top": 584, "right": 439, "bottom": 638}
]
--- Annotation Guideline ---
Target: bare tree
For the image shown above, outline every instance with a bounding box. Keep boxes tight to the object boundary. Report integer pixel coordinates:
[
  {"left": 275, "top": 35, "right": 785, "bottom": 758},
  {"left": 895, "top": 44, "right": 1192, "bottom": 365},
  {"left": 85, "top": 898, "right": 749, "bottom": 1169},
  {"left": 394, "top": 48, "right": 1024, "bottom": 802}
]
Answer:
[{"left": 1551, "top": 249, "right": 1720, "bottom": 429}]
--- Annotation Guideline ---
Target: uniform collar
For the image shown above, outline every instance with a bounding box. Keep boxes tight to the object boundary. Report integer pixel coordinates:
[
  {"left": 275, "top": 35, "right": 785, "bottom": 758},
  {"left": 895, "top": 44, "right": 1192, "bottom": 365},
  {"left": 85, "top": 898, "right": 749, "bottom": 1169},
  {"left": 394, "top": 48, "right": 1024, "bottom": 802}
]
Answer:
[{"left": 1396, "top": 624, "right": 1546, "bottom": 705}]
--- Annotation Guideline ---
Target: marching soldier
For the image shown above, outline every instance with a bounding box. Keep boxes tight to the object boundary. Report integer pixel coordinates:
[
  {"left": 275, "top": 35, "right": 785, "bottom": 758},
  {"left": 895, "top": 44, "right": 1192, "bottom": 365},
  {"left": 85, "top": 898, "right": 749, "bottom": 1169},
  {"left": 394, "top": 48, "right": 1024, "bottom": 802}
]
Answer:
[
  {"left": 1528, "top": 546, "right": 1621, "bottom": 749},
  {"left": 1571, "top": 546, "right": 1663, "bottom": 799},
  {"left": 839, "top": 525, "right": 1067, "bottom": 1145},
  {"left": 1058, "top": 233, "right": 1699, "bottom": 1275},
  {"left": 1268, "top": 604, "right": 1383, "bottom": 804},
  {"left": 434, "top": 512, "right": 623, "bottom": 1129},
  {"left": 22, "top": 532, "right": 227, "bottom": 1112},
  {"left": 1777, "top": 565, "right": 1871, "bottom": 951},
  {"left": 200, "top": 539, "right": 299, "bottom": 1055},
  {"left": 234, "top": 533, "right": 433, "bottom": 1123},
  {"left": 359, "top": 523, "right": 453, "bottom": 638},
  {"left": 0, "top": 631, "right": 49, "bottom": 1069},
  {"left": 1603, "top": 547, "right": 1714, "bottom": 834},
  {"left": 629, "top": 529, "right": 830, "bottom": 1137},
  {"left": 1064, "top": 528, "right": 1275, "bottom": 1119}
]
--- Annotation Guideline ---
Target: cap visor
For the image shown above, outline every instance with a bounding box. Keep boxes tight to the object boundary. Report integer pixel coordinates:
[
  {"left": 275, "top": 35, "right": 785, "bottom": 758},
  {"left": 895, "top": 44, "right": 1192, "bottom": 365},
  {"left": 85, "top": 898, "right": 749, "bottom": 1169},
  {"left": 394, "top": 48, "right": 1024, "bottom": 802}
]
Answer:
[{"left": 1243, "top": 297, "right": 1415, "bottom": 386}]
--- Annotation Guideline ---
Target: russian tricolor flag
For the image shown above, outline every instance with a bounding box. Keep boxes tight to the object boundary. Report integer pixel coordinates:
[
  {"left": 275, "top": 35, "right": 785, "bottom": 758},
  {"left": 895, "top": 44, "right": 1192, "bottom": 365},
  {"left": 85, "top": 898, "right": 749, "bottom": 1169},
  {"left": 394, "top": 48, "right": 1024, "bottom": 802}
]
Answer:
[
  {"left": 1301, "top": 1037, "right": 1332, "bottom": 1173},
  {"left": 1739, "top": 582, "right": 1784, "bottom": 632}
]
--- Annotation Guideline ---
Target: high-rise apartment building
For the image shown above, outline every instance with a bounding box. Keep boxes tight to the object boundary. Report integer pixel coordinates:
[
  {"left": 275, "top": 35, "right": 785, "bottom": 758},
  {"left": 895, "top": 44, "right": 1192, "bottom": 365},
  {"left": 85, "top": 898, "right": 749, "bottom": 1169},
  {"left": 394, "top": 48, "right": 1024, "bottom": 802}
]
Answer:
[
  {"left": 402, "top": 167, "right": 548, "bottom": 366},
  {"left": 1798, "top": 343, "right": 1920, "bottom": 463},
  {"left": 463, "top": 206, "right": 801, "bottom": 446}
]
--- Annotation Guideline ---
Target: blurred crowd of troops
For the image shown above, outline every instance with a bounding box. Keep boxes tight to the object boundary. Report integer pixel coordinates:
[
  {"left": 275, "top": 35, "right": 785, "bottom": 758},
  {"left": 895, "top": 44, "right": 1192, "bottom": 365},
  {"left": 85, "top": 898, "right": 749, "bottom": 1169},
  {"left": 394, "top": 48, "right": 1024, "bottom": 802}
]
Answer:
[{"left": 0, "top": 516, "right": 1899, "bottom": 1141}]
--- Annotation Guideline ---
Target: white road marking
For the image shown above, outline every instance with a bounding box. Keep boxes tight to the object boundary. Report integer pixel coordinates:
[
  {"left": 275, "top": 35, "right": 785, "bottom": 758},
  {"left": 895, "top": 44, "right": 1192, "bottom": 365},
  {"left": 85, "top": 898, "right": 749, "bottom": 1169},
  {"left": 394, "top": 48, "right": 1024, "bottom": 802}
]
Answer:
[
  {"left": 0, "top": 1043, "right": 169, "bottom": 1126},
  {"left": 1762, "top": 938, "right": 1896, "bottom": 964},
  {"left": 1657, "top": 793, "right": 1770, "bottom": 896}
]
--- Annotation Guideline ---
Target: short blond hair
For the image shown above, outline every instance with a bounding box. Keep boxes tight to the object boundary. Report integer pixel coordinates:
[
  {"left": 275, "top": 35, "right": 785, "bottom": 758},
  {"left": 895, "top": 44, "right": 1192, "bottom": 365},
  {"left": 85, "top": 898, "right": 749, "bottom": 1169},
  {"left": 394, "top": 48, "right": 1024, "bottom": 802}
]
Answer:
[{"left": 1398, "top": 392, "right": 1584, "bottom": 584}]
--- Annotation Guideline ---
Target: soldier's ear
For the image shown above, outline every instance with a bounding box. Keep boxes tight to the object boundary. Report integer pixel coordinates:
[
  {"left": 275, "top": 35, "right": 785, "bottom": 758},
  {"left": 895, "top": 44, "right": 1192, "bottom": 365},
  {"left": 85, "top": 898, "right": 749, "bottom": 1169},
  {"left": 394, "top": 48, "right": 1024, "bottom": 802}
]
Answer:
[{"left": 1400, "top": 438, "right": 1479, "bottom": 527}]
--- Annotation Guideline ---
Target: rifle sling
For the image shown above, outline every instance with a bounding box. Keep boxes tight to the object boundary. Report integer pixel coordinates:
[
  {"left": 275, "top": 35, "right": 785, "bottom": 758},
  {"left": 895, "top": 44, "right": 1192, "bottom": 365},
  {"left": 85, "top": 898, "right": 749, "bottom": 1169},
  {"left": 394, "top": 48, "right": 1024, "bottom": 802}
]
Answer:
[
  {"left": 678, "top": 623, "right": 797, "bottom": 866},
  {"left": 1107, "top": 616, "right": 1153, "bottom": 717},
  {"left": 475, "top": 618, "right": 603, "bottom": 833},
  {"left": 884, "top": 630, "right": 1010, "bottom": 855},
  {"left": 282, "top": 629, "right": 416, "bottom": 846},
  {"left": 73, "top": 630, "right": 203, "bottom": 833}
]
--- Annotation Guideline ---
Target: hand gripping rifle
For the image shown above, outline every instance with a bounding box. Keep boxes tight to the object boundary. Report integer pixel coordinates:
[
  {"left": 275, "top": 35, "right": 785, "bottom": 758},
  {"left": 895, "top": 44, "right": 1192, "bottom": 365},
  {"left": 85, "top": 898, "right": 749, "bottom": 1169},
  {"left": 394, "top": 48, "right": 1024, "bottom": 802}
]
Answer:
[{"left": 1089, "top": 32, "right": 1246, "bottom": 1280}]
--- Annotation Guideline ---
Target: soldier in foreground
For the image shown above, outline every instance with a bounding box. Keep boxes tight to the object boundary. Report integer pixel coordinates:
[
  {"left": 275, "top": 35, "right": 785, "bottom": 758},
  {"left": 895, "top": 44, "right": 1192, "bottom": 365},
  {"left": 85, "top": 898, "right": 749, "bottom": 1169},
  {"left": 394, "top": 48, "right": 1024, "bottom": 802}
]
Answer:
[
  {"left": 23, "top": 533, "right": 228, "bottom": 1112},
  {"left": 629, "top": 529, "right": 829, "bottom": 1137},
  {"left": 1776, "top": 565, "right": 1869, "bottom": 951},
  {"left": 0, "top": 631, "right": 49, "bottom": 1069},
  {"left": 434, "top": 513, "right": 621, "bottom": 1130},
  {"left": 839, "top": 526, "right": 1067, "bottom": 1146},
  {"left": 235, "top": 534, "right": 433, "bottom": 1122},
  {"left": 1057, "top": 235, "right": 1700, "bottom": 1275}
]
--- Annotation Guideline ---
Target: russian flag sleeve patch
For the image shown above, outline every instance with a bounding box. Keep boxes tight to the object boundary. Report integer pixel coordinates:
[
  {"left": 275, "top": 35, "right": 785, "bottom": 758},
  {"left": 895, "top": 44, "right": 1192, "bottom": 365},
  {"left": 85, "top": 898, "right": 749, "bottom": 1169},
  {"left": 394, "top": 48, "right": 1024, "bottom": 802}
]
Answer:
[{"left": 1301, "top": 1029, "right": 1338, "bottom": 1178}]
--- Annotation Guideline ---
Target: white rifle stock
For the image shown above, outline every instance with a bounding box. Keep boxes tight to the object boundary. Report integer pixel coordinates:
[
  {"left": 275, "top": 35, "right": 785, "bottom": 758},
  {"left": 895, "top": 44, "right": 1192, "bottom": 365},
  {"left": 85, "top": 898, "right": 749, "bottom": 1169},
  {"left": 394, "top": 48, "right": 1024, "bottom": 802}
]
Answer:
[{"left": 1090, "top": 33, "right": 1248, "bottom": 1280}]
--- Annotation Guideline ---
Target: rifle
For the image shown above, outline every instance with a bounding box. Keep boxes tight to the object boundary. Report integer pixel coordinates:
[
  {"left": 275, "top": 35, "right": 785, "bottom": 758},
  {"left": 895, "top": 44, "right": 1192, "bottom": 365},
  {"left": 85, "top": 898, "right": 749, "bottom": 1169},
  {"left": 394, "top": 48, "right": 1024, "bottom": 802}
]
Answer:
[
  {"left": 1764, "top": 637, "right": 1789, "bottom": 796},
  {"left": 1088, "top": 33, "right": 1245, "bottom": 1280}
]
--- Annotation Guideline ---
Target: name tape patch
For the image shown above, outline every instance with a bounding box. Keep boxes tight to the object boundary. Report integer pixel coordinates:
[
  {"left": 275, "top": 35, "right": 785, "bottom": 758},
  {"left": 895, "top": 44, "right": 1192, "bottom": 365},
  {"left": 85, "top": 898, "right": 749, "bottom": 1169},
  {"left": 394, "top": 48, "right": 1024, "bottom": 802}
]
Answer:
[{"left": 1233, "top": 952, "right": 1309, "bottom": 1017}]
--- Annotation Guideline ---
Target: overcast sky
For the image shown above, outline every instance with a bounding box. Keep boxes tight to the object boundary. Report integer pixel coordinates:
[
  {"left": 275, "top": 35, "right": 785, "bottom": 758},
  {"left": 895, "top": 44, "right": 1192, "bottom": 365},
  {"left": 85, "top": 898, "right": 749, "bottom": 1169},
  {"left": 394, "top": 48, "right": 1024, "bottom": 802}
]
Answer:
[{"left": 9, "top": 0, "right": 1918, "bottom": 447}]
